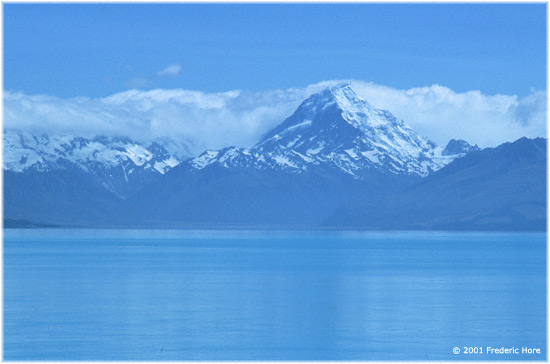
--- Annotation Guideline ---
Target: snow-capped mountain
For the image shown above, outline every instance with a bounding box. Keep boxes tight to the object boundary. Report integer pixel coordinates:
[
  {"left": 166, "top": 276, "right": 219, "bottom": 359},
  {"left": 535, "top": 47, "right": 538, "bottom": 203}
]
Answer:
[
  {"left": 3, "top": 129, "right": 192, "bottom": 197},
  {"left": 442, "top": 139, "right": 480, "bottom": 156},
  {"left": 125, "top": 83, "right": 483, "bottom": 227},
  {"left": 189, "top": 83, "right": 465, "bottom": 178},
  {"left": 3, "top": 83, "right": 543, "bottom": 230},
  {"left": 4, "top": 129, "right": 190, "bottom": 174}
]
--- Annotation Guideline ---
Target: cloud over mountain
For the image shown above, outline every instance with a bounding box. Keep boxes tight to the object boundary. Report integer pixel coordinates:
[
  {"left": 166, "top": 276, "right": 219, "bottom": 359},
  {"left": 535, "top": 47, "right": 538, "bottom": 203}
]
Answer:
[
  {"left": 3, "top": 80, "right": 546, "bottom": 154},
  {"left": 352, "top": 82, "right": 546, "bottom": 148}
]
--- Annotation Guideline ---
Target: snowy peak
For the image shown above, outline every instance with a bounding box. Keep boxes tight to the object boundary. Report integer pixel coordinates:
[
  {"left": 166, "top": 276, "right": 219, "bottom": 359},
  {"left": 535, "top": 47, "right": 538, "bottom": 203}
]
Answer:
[
  {"left": 443, "top": 139, "right": 480, "bottom": 156},
  {"left": 300, "top": 82, "right": 373, "bottom": 115},
  {"left": 3, "top": 129, "right": 189, "bottom": 175},
  {"left": 189, "top": 84, "right": 462, "bottom": 178},
  {"left": 259, "top": 83, "right": 368, "bottom": 143},
  {"left": 258, "top": 83, "right": 430, "bottom": 154}
]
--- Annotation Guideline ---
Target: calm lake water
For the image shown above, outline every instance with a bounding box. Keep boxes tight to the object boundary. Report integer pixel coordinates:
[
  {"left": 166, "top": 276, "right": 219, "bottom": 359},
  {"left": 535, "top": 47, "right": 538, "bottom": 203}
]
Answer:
[{"left": 3, "top": 229, "right": 546, "bottom": 360}]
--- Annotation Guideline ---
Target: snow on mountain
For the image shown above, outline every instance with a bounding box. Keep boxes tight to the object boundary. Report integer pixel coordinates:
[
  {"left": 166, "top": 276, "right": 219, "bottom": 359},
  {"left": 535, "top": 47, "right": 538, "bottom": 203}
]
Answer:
[
  {"left": 4, "top": 83, "right": 479, "bottom": 197},
  {"left": 3, "top": 129, "right": 191, "bottom": 175},
  {"left": 442, "top": 139, "right": 481, "bottom": 156},
  {"left": 190, "top": 83, "right": 466, "bottom": 178}
]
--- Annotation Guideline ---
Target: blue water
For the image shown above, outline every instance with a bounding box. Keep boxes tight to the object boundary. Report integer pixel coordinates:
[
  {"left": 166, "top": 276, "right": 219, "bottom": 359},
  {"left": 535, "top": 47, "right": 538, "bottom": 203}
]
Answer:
[{"left": 3, "top": 229, "right": 546, "bottom": 360}]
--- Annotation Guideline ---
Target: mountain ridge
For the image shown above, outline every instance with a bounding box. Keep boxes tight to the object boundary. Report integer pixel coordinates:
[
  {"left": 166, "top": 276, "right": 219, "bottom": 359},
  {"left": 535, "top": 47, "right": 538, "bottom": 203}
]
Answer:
[
  {"left": 3, "top": 84, "right": 544, "bottom": 231},
  {"left": 324, "top": 137, "right": 546, "bottom": 231},
  {"left": 3, "top": 129, "right": 192, "bottom": 198}
]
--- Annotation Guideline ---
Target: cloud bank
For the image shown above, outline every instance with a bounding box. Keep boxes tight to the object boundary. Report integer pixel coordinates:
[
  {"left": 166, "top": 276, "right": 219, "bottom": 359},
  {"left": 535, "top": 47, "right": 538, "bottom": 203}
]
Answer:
[
  {"left": 3, "top": 80, "right": 546, "bottom": 155},
  {"left": 351, "top": 82, "right": 547, "bottom": 149}
]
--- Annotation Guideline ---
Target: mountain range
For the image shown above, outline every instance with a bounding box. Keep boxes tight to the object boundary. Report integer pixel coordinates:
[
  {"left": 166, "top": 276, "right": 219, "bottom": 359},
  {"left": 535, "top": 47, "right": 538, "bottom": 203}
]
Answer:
[{"left": 3, "top": 84, "right": 545, "bottom": 231}]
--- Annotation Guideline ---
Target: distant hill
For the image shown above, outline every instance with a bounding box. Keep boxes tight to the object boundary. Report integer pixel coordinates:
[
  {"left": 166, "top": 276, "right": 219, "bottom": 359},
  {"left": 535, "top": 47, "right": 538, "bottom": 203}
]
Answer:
[{"left": 325, "top": 137, "right": 547, "bottom": 231}]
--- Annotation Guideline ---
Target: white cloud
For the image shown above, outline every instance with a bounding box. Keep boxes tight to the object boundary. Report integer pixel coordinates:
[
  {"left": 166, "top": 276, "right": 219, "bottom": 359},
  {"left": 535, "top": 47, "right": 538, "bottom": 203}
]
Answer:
[
  {"left": 3, "top": 81, "right": 547, "bottom": 156},
  {"left": 3, "top": 87, "right": 309, "bottom": 155},
  {"left": 349, "top": 80, "right": 547, "bottom": 148},
  {"left": 157, "top": 64, "right": 181, "bottom": 77}
]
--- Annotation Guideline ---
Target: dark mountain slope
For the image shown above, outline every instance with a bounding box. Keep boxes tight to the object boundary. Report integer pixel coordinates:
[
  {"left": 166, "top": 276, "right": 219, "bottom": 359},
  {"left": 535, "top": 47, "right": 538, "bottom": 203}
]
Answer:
[
  {"left": 4, "top": 167, "right": 127, "bottom": 227},
  {"left": 325, "top": 137, "right": 547, "bottom": 231},
  {"left": 129, "top": 162, "right": 417, "bottom": 228}
]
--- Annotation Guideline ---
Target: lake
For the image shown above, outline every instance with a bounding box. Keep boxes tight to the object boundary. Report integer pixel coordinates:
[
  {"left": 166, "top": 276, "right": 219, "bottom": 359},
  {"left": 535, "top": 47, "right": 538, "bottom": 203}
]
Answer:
[{"left": 3, "top": 229, "right": 546, "bottom": 360}]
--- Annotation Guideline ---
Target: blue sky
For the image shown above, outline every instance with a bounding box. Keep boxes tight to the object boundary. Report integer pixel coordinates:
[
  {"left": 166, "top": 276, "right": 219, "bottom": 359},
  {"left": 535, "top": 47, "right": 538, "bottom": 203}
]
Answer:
[{"left": 4, "top": 3, "right": 547, "bottom": 98}]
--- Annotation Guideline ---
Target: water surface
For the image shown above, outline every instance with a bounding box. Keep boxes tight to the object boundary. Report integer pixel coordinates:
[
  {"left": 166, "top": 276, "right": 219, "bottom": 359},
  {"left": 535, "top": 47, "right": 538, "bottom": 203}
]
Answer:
[{"left": 3, "top": 229, "right": 546, "bottom": 360}]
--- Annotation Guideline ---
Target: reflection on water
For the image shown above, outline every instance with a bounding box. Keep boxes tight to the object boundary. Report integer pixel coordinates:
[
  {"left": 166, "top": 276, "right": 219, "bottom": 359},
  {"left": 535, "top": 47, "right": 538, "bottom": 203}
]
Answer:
[{"left": 3, "top": 229, "right": 546, "bottom": 360}]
